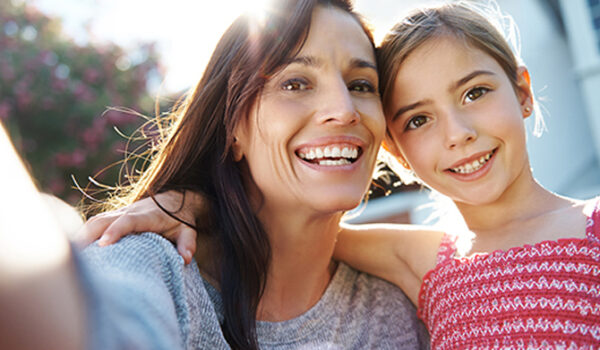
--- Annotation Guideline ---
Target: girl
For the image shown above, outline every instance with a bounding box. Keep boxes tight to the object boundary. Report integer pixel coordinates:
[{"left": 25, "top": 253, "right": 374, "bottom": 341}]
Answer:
[{"left": 337, "top": 1, "right": 600, "bottom": 348}]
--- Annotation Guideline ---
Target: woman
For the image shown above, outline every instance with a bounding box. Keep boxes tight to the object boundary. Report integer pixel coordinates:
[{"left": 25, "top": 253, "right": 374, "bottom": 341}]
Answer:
[{"left": 8, "top": 0, "right": 427, "bottom": 349}]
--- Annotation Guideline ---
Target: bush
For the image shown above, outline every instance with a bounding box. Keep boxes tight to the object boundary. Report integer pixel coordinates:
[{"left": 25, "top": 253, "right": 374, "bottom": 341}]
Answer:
[{"left": 0, "top": 0, "right": 164, "bottom": 204}]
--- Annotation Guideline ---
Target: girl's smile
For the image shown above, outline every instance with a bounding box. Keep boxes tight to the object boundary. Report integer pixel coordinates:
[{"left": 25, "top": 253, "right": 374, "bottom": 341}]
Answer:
[
  {"left": 385, "top": 35, "right": 533, "bottom": 206},
  {"left": 445, "top": 148, "right": 497, "bottom": 181}
]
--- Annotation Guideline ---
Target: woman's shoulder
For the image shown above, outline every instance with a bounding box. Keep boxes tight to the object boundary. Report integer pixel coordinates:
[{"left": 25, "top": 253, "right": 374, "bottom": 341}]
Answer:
[
  {"left": 340, "top": 263, "right": 416, "bottom": 309},
  {"left": 80, "top": 232, "right": 229, "bottom": 349},
  {"left": 82, "top": 232, "right": 183, "bottom": 270},
  {"left": 323, "top": 263, "right": 428, "bottom": 348}
]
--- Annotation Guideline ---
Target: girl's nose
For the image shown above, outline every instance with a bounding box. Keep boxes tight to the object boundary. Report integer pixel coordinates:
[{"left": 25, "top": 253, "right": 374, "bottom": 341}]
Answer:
[{"left": 443, "top": 111, "right": 477, "bottom": 149}]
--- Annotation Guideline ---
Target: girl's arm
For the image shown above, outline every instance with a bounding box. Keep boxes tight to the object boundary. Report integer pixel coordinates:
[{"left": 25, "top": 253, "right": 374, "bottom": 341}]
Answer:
[
  {"left": 336, "top": 223, "right": 443, "bottom": 305},
  {"left": 74, "top": 190, "right": 205, "bottom": 264}
]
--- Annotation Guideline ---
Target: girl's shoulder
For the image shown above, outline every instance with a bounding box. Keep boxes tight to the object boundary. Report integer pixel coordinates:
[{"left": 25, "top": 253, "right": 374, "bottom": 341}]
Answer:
[{"left": 584, "top": 196, "right": 600, "bottom": 242}]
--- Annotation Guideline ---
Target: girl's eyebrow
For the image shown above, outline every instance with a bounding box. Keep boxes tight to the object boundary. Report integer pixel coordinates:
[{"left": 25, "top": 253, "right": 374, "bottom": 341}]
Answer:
[
  {"left": 391, "top": 70, "right": 495, "bottom": 122},
  {"left": 391, "top": 100, "right": 432, "bottom": 121},
  {"left": 450, "top": 70, "right": 495, "bottom": 92}
]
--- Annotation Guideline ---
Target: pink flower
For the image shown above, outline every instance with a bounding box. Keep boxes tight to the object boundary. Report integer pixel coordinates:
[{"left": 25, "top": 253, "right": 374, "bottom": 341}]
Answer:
[
  {"left": 105, "top": 109, "right": 137, "bottom": 126},
  {"left": 71, "top": 81, "right": 95, "bottom": 102},
  {"left": 0, "top": 101, "right": 12, "bottom": 121},
  {"left": 51, "top": 77, "right": 68, "bottom": 91},
  {"left": 54, "top": 149, "right": 87, "bottom": 168},
  {"left": 47, "top": 179, "right": 66, "bottom": 194},
  {"left": 83, "top": 68, "right": 101, "bottom": 83}
]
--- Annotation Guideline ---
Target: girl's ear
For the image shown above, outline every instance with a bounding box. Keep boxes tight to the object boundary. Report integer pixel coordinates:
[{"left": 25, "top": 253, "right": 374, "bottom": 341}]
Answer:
[
  {"left": 382, "top": 133, "right": 411, "bottom": 170},
  {"left": 516, "top": 66, "right": 534, "bottom": 118}
]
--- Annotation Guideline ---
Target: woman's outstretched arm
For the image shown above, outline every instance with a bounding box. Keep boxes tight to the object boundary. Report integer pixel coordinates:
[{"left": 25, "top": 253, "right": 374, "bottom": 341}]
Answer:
[{"left": 0, "top": 124, "right": 86, "bottom": 350}]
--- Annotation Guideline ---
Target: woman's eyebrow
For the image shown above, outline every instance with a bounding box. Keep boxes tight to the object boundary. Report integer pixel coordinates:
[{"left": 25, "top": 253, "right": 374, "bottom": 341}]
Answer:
[
  {"left": 288, "top": 55, "right": 321, "bottom": 67},
  {"left": 350, "top": 58, "right": 377, "bottom": 71},
  {"left": 450, "top": 70, "right": 495, "bottom": 92},
  {"left": 286, "top": 56, "right": 376, "bottom": 71}
]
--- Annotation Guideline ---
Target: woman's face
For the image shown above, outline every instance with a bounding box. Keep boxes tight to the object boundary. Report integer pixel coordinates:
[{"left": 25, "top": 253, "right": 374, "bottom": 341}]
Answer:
[{"left": 234, "top": 5, "right": 385, "bottom": 215}]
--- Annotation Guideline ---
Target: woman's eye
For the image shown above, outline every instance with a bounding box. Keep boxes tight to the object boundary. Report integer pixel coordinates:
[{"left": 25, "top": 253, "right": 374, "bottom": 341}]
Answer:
[
  {"left": 465, "top": 87, "right": 490, "bottom": 103},
  {"left": 405, "top": 115, "right": 429, "bottom": 130},
  {"left": 281, "top": 78, "right": 310, "bottom": 91},
  {"left": 348, "top": 79, "right": 376, "bottom": 93}
]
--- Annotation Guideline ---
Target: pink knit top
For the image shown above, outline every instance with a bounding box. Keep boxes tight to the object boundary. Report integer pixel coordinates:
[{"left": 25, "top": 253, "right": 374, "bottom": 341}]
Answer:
[{"left": 418, "top": 201, "right": 600, "bottom": 349}]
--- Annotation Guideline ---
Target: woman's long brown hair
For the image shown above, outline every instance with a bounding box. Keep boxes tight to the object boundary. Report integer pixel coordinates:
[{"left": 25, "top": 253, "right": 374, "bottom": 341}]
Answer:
[{"left": 100, "top": 0, "right": 374, "bottom": 348}]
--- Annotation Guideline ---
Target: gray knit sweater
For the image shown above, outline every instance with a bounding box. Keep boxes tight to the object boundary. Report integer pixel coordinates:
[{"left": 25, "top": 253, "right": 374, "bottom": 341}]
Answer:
[{"left": 80, "top": 232, "right": 429, "bottom": 349}]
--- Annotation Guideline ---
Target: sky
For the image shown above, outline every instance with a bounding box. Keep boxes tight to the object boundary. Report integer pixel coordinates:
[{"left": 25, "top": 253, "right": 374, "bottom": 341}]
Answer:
[{"left": 30, "top": 0, "right": 432, "bottom": 93}]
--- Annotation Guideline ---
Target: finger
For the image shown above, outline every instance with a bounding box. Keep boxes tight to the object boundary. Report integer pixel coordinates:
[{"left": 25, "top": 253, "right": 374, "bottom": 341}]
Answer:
[
  {"left": 99, "top": 211, "right": 179, "bottom": 246},
  {"left": 174, "top": 227, "right": 198, "bottom": 265},
  {"left": 72, "top": 214, "right": 118, "bottom": 248},
  {"left": 99, "top": 213, "right": 148, "bottom": 246}
]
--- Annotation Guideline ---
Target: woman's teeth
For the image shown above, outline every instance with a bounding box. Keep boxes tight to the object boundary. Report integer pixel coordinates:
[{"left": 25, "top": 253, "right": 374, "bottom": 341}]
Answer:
[
  {"left": 298, "top": 146, "right": 359, "bottom": 166},
  {"left": 450, "top": 150, "right": 494, "bottom": 174}
]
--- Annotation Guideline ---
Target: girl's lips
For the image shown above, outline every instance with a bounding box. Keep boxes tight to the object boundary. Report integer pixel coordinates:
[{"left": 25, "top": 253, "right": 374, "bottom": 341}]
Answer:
[
  {"left": 445, "top": 148, "right": 497, "bottom": 180},
  {"left": 447, "top": 148, "right": 497, "bottom": 171}
]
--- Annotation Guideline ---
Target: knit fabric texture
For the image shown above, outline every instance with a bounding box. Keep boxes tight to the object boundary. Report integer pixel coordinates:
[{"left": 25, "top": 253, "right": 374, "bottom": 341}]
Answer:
[
  {"left": 418, "top": 201, "right": 600, "bottom": 349},
  {"left": 80, "top": 232, "right": 429, "bottom": 349}
]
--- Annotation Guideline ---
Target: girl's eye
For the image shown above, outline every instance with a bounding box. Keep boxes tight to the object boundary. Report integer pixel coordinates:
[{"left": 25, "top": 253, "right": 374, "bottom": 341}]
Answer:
[
  {"left": 281, "top": 78, "right": 311, "bottom": 91},
  {"left": 465, "top": 87, "right": 490, "bottom": 103},
  {"left": 348, "top": 79, "right": 376, "bottom": 93},
  {"left": 405, "top": 115, "right": 429, "bottom": 130}
]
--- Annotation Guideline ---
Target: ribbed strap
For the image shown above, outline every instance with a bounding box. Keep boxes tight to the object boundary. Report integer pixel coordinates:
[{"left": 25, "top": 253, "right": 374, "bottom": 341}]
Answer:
[
  {"left": 586, "top": 197, "right": 600, "bottom": 244},
  {"left": 436, "top": 233, "right": 457, "bottom": 265}
]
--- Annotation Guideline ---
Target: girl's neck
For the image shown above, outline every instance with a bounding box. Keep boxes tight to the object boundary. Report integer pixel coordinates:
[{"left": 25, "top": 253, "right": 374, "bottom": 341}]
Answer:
[
  {"left": 454, "top": 169, "right": 588, "bottom": 253},
  {"left": 256, "top": 208, "right": 342, "bottom": 322},
  {"left": 456, "top": 171, "right": 554, "bottom": 231}
]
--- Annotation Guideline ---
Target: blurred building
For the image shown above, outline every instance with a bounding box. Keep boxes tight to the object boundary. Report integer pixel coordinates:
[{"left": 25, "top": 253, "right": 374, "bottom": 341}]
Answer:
[{"left": 351, "top": 0, "right": 600, "bottom": 225}]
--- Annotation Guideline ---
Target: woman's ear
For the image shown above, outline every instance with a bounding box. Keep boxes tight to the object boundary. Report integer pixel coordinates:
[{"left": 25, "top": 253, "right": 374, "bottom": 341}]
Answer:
[
  {"left": 382, "top": 133, "right": 410, "bottom": 170},
  {"left": 232, "top": 136, "right": 244, "bottom": 162},
  {"left": 516, "top": 66, "right": 534, "bottom": 118},
  {"left": 231, "top": 122, "right": 246, "bottom": 162}
]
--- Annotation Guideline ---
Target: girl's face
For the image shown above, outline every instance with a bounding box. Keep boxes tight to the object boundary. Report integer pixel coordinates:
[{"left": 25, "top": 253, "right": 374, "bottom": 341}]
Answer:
[
  {"left": 234, "top": 6, "right": 385, "bottom": 215},
  {"left": 384, "top": 36, "right": 533, "bottom": 206}
]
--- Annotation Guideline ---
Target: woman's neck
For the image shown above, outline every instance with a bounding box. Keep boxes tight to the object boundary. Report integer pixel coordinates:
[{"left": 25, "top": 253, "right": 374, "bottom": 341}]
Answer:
[{"left": 256, "top": 208, "right": 342, "bottom": 322}]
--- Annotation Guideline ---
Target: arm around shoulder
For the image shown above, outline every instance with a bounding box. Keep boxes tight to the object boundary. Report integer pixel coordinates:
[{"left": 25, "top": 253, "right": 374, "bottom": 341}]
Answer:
[{"left": 336, "top": 222, "right": 443, "bottom": 304}]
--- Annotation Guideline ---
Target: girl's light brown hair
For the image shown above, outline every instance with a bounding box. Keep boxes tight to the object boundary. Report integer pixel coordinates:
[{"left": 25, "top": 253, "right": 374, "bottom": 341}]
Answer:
[{"left": 377, "top": 0, "right": 543, "bottom": 135}]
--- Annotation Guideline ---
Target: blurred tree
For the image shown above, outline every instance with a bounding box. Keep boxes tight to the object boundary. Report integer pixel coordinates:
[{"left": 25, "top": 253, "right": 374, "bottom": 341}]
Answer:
[{"left": 0, "top": 0, "right": 164, "bottom": 204}]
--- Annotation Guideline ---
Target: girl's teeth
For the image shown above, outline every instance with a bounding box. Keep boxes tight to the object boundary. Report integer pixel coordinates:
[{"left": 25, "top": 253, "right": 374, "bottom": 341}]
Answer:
[{"left": 452, "top": 151, "right": 493, "bottom": 174}]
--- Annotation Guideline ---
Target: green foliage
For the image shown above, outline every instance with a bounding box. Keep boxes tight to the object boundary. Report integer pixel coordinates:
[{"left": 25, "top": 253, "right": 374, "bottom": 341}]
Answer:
[{"left": 0, "top": 0, "right": 164, "bottom": 203}]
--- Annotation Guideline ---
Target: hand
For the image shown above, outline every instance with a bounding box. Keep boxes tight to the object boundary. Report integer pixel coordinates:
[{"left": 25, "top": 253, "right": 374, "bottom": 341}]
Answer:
[{"left": 74, "top": 191, "right": 204, "bottom": 264}]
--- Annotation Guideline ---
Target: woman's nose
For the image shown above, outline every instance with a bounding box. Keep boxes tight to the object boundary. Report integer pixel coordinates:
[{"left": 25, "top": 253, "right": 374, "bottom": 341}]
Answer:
[{"left": 315, "top": 80, "right": 360, "bottom": 126}]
